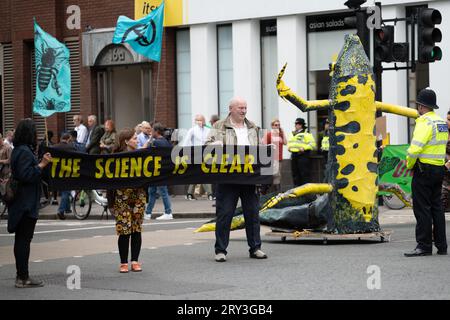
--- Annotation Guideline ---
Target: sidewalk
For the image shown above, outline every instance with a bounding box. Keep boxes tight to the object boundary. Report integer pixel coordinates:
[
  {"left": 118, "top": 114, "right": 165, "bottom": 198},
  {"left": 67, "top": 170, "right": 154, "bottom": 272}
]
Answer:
[
  {"left": 37, "top": 195, "right": 217, "bottom": 220},
  {"left": 32, "top": 194, "right": 433, "bottom": 223}
]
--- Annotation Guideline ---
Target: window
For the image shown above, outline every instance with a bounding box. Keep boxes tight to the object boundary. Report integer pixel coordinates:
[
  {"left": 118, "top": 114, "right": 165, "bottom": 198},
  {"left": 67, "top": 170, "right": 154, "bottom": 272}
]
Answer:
[
  {"left": 217, "top": 25, "right": 234, "bottom": 119},
  {"left": 176, "top": 29, "right": 192, "bottom": 130}
]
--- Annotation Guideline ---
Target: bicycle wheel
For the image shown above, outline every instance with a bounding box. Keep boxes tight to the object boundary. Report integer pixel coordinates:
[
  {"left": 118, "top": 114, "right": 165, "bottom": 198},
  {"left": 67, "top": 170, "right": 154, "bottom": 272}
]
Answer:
[
  {"left": 382, "top": 194, "right": 406, "bottom": 210},
  {"left": 72, "top": 190, "right": 92, "bottom": 220}
]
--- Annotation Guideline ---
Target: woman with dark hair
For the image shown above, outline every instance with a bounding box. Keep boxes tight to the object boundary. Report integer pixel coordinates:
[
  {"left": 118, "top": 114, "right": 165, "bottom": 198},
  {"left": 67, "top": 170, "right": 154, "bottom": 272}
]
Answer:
[
  {"left": 110, "top": 128, "right": 146, "bottom": 273},
  {"left": 8, "top": 118, "right": 52, "bottom": 288}
]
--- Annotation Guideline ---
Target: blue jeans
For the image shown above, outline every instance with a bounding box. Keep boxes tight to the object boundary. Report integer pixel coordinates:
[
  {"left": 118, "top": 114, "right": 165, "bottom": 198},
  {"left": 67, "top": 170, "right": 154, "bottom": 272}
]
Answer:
[
  {"left": 146, "top": 186, "right": 172, "bottom": 215},
  {"left": 57, "top": 191, "right": 71, "bottom": 215}
]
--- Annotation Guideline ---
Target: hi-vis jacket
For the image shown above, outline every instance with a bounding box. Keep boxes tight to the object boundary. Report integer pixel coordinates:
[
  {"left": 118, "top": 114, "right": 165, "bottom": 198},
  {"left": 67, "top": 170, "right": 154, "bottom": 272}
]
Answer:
[
  {"left": 288, "top": 129, "right": 316, "bottom": 153},
  {"left": 406, "top": 111, "right": 448, "bottom": 169},
  {"left": 321, "top": 135, "right": 330, "bottom": 152}
]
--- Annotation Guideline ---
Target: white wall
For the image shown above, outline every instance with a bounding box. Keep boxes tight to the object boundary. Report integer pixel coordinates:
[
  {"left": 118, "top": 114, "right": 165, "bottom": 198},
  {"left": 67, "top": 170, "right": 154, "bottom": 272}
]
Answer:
[
  {"left": 186, "top": 0, "right": 438, "bottom": 25},
  {"left": 430, "top": 0, "right": 450, "bottom": 119},
  {"left": 381, "top": 5, "right": 409, "bottom": 144},
  {"left": 277, "top": 15, "right": 308, "bottom": 160},
  {"left": 190, "top": 24, "right": 218, "bottom": 127},
  {"left": 232, "top": 20, "right": 262, "bottom": 126}
]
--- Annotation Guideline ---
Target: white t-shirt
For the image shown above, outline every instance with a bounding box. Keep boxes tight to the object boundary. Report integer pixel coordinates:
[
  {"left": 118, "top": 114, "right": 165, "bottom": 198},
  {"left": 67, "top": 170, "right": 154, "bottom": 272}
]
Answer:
[
  {"left": 75, "top": 124, "right": 89, "bottom": 144},
  {"left": 182, "top": 125, "right": 210, "bottom": 146},
  {"left": 234, "top": 125, "right": 250, "bottom": 146}
]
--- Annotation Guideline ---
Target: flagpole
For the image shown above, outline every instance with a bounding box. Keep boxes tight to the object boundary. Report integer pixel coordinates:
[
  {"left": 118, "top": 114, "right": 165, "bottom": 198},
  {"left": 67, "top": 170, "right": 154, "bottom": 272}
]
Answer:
[
  {"left": 153, "top": 26, "right": 164, "bottom": 124},
  {"left": 44, "top": 117, "right": 49, "bottom": 147}
]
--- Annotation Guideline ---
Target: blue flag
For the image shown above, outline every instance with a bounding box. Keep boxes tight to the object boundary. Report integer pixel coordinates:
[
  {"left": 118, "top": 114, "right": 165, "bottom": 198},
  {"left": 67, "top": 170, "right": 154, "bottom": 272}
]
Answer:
[
  {"left": 33, "top": 20, "right": 71, "bottom": 117},
  {"left": 112, "top": 2, "right": 165, "bottom": 62}
]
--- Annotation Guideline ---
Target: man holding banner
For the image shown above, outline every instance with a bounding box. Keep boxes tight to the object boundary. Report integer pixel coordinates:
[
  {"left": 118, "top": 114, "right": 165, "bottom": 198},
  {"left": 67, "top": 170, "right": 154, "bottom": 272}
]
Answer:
[{"left": 207, "top": 97, "right": 268, "bottom": 263}]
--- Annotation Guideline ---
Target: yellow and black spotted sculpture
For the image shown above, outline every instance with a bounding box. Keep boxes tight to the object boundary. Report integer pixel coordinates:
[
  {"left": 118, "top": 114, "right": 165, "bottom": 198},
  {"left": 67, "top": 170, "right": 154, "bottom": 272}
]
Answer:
[{"left": 196, "top": 34, "right": 418, "bottom": 234}]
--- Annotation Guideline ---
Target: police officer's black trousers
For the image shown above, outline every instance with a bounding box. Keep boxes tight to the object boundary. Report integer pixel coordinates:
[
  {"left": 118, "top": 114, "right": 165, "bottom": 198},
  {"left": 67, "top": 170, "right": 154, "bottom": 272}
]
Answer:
[
  {"left": 412, "top": 164, "right": 447, "bottom": 252},
  {"left": 291, "top": 153, "right": 311, "bottom": 187}
]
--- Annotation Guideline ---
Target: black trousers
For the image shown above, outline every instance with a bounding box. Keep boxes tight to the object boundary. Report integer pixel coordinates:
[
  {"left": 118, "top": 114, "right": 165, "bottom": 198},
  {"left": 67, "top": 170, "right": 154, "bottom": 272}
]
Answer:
[
  {"left": 118, "top": 232, "right": 142, "bottom": 264},
  {"left": 14, "top": 216, "right": 37, "bottom": 280},
  {"left": 412, "top": 164, "right": 447, "bottom": 252},
  {"left": 291, "top": 152, "right": 311, "bottom": 187},
  {"left": 215, "top": 184, "right": 261, "bottom": 255}
]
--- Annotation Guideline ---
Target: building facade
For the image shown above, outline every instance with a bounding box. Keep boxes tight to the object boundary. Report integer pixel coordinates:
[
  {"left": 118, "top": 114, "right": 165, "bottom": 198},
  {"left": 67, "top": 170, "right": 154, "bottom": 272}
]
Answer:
[{"left": 0, "top": 0, "right": 176, "bottom": 138}]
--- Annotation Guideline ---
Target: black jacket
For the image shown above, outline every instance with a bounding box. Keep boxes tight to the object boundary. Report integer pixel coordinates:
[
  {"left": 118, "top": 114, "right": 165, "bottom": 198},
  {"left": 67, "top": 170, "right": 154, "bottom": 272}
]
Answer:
[
  {"left": 86, "top": 125, "right": 105, "bottom": 155},
  {"left": 7, "top": 145, "right": 42, "bottom": 233}
]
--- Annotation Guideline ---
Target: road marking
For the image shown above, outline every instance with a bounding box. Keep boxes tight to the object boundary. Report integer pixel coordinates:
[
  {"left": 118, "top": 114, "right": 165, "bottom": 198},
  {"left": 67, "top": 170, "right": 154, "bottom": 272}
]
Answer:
[
  {"left": 0, "top": 219, "right": 209, "bottom": 236},
  {"left": 148, "top": 247, "right": 158, "bottom": 250},
  {"left": 111, "top": 251, "right": 119, "bottom": 254},
  {"left": 33, "top": 260, "right": 44, "bottom": 263},
  {"left": 92, "top": 236, "right": 103, "bottom": 238},
  {"left": 184, "top": 243, "right": 193, "bottom": 246},
  {"left": 73, "top": 256, "right": 83, "bottom": 258},
  {"left": 59, "top": 239, "right": 69, "bottom": 242}
]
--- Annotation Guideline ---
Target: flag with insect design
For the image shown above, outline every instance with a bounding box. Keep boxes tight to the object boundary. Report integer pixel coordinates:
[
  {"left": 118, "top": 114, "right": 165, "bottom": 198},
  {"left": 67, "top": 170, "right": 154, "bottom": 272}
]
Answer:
[{"left": 33, "top": 19, "right": 71, "bottom": 117}]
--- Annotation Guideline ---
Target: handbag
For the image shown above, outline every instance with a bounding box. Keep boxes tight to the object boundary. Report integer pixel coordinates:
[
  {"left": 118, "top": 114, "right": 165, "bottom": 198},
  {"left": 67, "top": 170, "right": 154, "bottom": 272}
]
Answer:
[{"left": 0, "top": 174, "right": 19, "bottom": 204}]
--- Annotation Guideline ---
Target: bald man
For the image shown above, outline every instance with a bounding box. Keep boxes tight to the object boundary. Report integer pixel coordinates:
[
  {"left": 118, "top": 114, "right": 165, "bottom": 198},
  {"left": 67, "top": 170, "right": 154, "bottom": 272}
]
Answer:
[{"left": 206, "top": 97, "right": 267, "bottom": 262}]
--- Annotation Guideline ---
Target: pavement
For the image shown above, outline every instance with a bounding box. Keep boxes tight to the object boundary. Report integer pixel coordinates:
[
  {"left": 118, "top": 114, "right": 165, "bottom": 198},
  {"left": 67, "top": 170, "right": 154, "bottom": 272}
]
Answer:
[
  {"left": 2, "top": 198, "right": 450, "bottom": 300},
  {"left": 35, "top": 194, "right": 218, "bottom": 220},
  {"left": 9, "top": 194, "right": 433, "bottom": 223}
]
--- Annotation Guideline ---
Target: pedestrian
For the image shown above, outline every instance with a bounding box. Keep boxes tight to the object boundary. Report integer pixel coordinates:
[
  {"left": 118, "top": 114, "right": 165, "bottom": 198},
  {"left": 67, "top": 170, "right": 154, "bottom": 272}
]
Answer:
[
  {"left": 8, "top": 118, "right": 52, "bottom": 288},
  {"left": 37, "top": 130, "right": 54, "bottom": 161},
  {"left": 73, "top": 115, "right": 88, "bottom": 146},
  {"left": 206, "top": 114, "right": 220, "bottom": 129},
  {"left": 110, "top": 128, "right": 146, "bottom": 273},
  {"left": 206, "top": 96, "right": 267, "bottom": 262},
  {"left": 99, "top": 119, "right": 117, "bottom": 154},
  {"left": 320, "top": 118, "right": 330, "bottom": 181},
  {"left": 135, "top": 123, "right": 143, "bottom": 136},
  {"left": 145, "top": 122, "right": 173, "bottom": 220},
  {"left": 69, "top": 130, "right": 87, "bottom": 153},
  {"left": 183, "top": 114, "right": 213, "bottom": 201},
  {"left": 4, "top": 130, "right": 14, "bottom": 149},
  {"left": 137, "top": 121, "right": 152, "bottom": 148},
  {"left": 0, "top": 133, "right": 13, "bottom": 181},
  {"left": 37, "top": 130, "right": 57, "bottom": 205},
  {"left": 53, "top": 132, "right": 77, "bottom": 220},
  {"left": 405, "top": 88, "right": 448, "bottom": 257},
  {"left": 287, "top": 118, "right": 316, "bottom": 187},
  {"left": 262, "top": 118, "right": 287, "bottom": 193},
  {"left": 85, "top": 115, "right": 105, "bottom": 155},
  {"left": 442, "top": 110, "right": 450, "bottom": 212}
]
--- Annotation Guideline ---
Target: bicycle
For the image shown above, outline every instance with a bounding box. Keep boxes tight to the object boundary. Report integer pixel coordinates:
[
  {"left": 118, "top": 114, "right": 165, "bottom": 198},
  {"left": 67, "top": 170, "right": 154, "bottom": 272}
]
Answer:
[{"left": 72, "top": 189, "right": 110, "bottom": 220}]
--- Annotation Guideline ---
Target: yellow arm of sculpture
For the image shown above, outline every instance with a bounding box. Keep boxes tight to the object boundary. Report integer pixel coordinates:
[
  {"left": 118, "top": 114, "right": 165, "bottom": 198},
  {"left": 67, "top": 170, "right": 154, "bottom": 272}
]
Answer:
[
  {"left": 261, "top": 183, "right": 333, "bottom": 212},
  {"left": 375, "top": 102, "right": 419, "bottom": 119},
  {"left": 277, "top": 63, "right": 331, "bottom": 112}
]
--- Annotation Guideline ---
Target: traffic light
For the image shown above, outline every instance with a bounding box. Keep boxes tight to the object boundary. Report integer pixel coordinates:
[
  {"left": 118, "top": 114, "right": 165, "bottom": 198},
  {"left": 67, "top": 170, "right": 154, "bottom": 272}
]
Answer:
[
  {"left": 374, "top": 26, "right": 394, "bottom": 62},
  {"left": 417, "top": 8, "right": 442, "bottom": 63}
]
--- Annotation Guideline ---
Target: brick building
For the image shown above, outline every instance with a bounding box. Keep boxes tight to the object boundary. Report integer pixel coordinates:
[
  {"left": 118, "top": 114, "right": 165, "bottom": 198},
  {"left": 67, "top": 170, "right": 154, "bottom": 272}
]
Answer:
[{"left": 0, "top": 0, "right": 176, "bottom": 138}]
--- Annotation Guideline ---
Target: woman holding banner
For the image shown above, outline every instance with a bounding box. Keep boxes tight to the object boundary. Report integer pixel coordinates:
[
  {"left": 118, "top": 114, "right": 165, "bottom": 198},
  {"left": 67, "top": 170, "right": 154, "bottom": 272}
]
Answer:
[
  {"left": 8, "top": 119, "right": 52, "bottom": 288},
  {"left": 110, "top": 128, "right": 146, "bottom": 273}
]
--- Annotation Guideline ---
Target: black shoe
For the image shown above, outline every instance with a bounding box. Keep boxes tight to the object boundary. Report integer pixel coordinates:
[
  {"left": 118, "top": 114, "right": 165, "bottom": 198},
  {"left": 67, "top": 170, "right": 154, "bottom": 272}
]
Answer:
[
  {"left": 249, "top": 249, "right": 268, "bottom": 259},
  {"left": 51, "top": 200, "right": 58, "bottom": 205},
  {"left": 15, "top": 277, "right": 44, "bottom": 288},
  {"left": 57, "top": 212, "right": 66, "bottom": 220},
  {"left": 404, "top": 248, "right": 432, "bottom": 257},
  {"left": 65, "top": 209, "right": 72, "bottom": 214},
  {"left": 437, "top": 249, "right": 448, "bottom": 255}
]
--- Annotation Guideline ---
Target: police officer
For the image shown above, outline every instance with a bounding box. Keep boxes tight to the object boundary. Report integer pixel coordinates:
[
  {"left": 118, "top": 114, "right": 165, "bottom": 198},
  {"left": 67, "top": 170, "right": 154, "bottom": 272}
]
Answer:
[
  {"left": 405, "top": 88, "right": 448, "bottom": 257},
  {"left": 288, "top": 118, "right": 316, "bottom": 187}
]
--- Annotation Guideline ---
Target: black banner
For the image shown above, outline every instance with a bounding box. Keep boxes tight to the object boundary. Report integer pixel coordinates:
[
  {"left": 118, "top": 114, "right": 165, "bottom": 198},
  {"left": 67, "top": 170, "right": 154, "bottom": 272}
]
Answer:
[{"left": 45, "top": 145, "right": 273, "bottom": 190}]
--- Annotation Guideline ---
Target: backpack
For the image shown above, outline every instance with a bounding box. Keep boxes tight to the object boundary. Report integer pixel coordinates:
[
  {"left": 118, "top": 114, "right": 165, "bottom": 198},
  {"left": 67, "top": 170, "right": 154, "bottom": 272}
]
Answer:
[{"left": 0, "top": 175, "right": 19, "bottom": 204}]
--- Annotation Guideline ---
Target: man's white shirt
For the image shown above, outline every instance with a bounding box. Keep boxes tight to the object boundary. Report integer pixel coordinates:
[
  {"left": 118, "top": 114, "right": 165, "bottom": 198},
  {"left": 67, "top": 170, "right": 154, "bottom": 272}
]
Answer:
[{"left": 75, "top": 124, "right": 88, "bottom": 144}]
